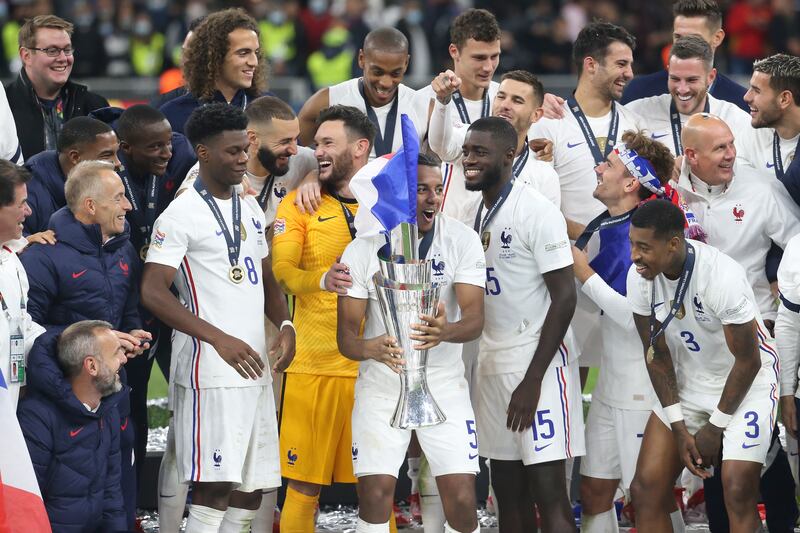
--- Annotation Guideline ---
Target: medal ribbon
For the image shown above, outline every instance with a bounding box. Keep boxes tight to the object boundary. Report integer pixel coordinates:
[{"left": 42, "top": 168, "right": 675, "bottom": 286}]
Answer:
[
  {"left": 566, "top": 97, "right": 619, "bottom": 166},
  {"left": 473, "top": 179, "right": 514, "bottom": 234},
  {"left": 120, "top": 171, "right": 159, "bottom": 243},
  {"left": 194, "top": 178, "right": 241, "bottom": 268},
  {"left": 358, "top": 79, "right": 399, "bottom": 157},
  {"left": 256, "top": 176, "right": 275, "bottom": 211},
  {"left": 512, "top": 142, "right": 529, "bottom": 179},
  {"left": 648, "top": 242, "right": 696, "bottom": 352},
  {"left": 669, "top": 98, "right": 709, "bottom": 155},
  {"left": 452, "top": 88, "right": 490, "bottom": 124},
  {"left": 574, "top": 207, "right": 636, "bottom": 251}
]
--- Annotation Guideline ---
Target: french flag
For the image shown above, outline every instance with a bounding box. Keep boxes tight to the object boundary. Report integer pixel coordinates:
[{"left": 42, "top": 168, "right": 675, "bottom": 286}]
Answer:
[
  {"left": 350, "top": 113, "right": 419, "bottom": 237},
  {"left": 0, "top": 368, "right": 50, "bottom": 532}
]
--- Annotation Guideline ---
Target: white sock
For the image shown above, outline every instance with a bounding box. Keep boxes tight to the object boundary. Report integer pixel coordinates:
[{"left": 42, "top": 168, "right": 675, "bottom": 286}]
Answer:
[
  {"left": 581, "top": 507, "right": 619, "bottom": 533},
  {"left": 670, "top": 509, "right": 686, "bottom": 533},
  {"left": 219, "top": 506, "right": 257, "bottom": 533},
  {"left": 185, "top": 504, "right": 226, "bottom": 533},
  {"left": 444, "top": 522, "right": 480, "bottom": 533},
  {"left": 421, "top": 494, "right": 446, "bottom": 533},
  {"left": 407, "top": 456, "right": 421, "bottom": 494},
  {"left": 251, "top": 490, "right": 277, "bottom": 532},
  {"left": 355, "top": 517, "right": 390, "bottom": 533},
  {"left": 158, "top": 421, "right": 188, "bottom": 533}
]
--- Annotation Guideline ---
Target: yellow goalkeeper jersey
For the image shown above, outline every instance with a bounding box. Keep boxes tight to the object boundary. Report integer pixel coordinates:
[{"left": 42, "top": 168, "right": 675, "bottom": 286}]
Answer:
[{"left": 271, "top": 190, "right": 359, "bottom": 377}]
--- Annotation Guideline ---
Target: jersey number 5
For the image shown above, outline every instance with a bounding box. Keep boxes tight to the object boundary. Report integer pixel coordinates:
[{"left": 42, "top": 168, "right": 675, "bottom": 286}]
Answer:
[{"left": 485, "top": 267, "right": 501, "bottom": 295}]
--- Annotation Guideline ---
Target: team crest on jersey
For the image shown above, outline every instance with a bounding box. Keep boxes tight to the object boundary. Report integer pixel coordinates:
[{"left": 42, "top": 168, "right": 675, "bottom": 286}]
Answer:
[
  {"left": 481, "top": 231, "right": 491, "bottom": 251},
  {"left": 287, "top": 448, "right": 298, "bottom": 466},
  {"left": 499, "top": 228, "right": 515, "bottom": 259},
  {"left": 274, "top": 185, "right": 287, "bottom": 199},
  {"left": 351, "top": 444, "right": 358, "bottom": 461},
  {"left": 733, "top": 204, "right": 745, "bottom": 222},
  {"left": 274, "top": 218, "right": 286, "bottom": 236},
  {"left": 213, "top": 449, "right": 222, "bottom": 469},
  {"left": 693, "top": 294, "right": 711, "bottom": 322}
]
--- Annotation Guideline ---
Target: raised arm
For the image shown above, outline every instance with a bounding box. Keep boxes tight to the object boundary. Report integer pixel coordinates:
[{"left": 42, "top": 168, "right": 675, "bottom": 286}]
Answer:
[{"left": 297, "top": 88, "right": 329, "bottom": 147}]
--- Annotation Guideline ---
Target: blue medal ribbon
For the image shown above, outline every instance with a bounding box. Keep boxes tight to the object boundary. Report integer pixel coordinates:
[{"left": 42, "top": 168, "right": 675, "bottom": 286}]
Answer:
[
  {"left": 566, "top": 97, "right": 619, "bottom": 166},
  {"left": 358, "top": 79, "right": 399, "bottom": 157},
  {"left": 193, "top": 178, "right": 241, "bottom": 268},
  {"left": 120, "top": 170, "right": 159, "bottom": 243},
  {"left": 452, "top": 88, "right": 490, "bottom": 124},
  {"left": 574, "top": 207, "right": 636, "bottom": 251},
  {"left": 669, "top": 98, "right": 709, "bottom": 155},
  {"left": 473, "top": 179, "right": 514, "bottom": 234},
  {"left": 648, "top": 242, "right": 696, "bottom": 352}
]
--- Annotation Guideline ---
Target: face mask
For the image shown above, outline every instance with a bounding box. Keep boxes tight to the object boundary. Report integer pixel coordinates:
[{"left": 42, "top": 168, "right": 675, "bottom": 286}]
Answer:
[
  {"left": 405, "top": 9, "right": 422, "bottom": 26},
  {"left": 134, "top": 20, "right": 153, "bottom": 37},
  {"left": 75, "top": 14, "right": 94, "bottom": 29},
  {"left": 269, "top": 11, "right": 287, "bottom": 25},
  {"left": 309, "top": 0, "right": 327, "bottom": 15}
]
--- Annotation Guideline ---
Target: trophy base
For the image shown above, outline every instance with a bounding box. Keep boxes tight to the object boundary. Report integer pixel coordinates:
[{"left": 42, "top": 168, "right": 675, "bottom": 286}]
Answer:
[{"left": 390, "top": 378, "right": 447, "bottom": 429}]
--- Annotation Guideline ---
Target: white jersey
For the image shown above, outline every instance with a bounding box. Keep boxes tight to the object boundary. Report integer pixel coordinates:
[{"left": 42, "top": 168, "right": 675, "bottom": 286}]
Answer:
[
  {"left": 776, "top": 233, "right": 800, "bottom": 397},
  {"left": 427, "top": 98, "right": 560, "bottom": 225},
  {"left": 0, "top": 87, "right": 21, "bottom": 163},
  {"left": 342, "top": 214, "right": 485, "bottom": 390},
  {"left": 735, "top": 126, "right": 798, "bottom": 182},
  {"left": 146, "top": 186, "right": 270, "bottom": 389},
  {"left": 624, "top": 94, "right": 758, "bottom": 163},
  {"left": 478, "top": 181, "right": 579, "bottom": 375},
  {"left": 0, "top": 239, "right": 44, "bottom": 408},
  {"left": 675, "top": 161, "right": 800, "bottom": 320},
  {"left": 329, "top": 78, "right": 428, "bottom": 161},
  {"left": 626, "top": 240, "right": 778, "bottom": 395},
  {"left": 580, "top": 273, "right": 655, "bottom": 410},
  {"left": 182, "top": 146, "right": 316, "bottom": 226},
  {"left": 529, "top": 101, "right": 644, "bottom": 225}
]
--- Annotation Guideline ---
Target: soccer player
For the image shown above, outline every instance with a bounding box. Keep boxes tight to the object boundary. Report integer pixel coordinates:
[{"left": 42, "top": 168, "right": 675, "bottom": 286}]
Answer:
[
  {"left": 337, "top": 153, "right": 485, "bottom": 533},
  {"left": 627, "top": 199, "right": 779, "bottom": 533},
  {"left": 625, "top": 36, "right": 756, "bottom": 161},
  {"left": 418, "top": 8, "right": 501, "bottom": 220},
  {"left": 776, "top": 233, "right": 800, "bottom": 439},
  {"left": 298, "top": 28, "right": 428, "bottom": 160},
  {"left": 466, "top": 117, "right": 582, "bottom": 532},
  {"left": 271, "top": 105, "right": 374, "bottom": 533},
  {"left": 141, "top": 103, "right": 295, "bottom": 532},
  {"left": 675, "top": 113, "right": 799, "bottom": 331},
  {"left": 621, "top": 0, "right": 748, "bottom": 110},
  {"left": 570, "top": 132, "right": 681, "bottom": 533},
  {"left": 428, "top": 69, "right": 560, "bottom": 225},
  {"left": 741, "top": 53, "right": 800, "bottom": 207}
]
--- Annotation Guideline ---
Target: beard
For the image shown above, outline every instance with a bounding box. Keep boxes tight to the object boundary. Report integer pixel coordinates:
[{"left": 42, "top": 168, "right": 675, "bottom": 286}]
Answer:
[
  {"left": 321, "top": 149, "right": 354, "bottom": 191},
  {"left": 464, "top": 161, "right": 503, "bottom": 191},
  {"left": 752, "top": 103, "right": 782, "bottom": 128},
  {"left": 257, "top": 146, "right": 291, "bottom": 177},
  {"left": 94, "top": 359, "right": 122, "bottom": 397}
]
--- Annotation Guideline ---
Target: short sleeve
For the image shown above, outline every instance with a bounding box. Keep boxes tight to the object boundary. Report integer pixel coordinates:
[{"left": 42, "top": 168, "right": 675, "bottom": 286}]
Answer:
[
  {"left": 453, "top": 227, "right": 486, "bottom": 287},
  {"left": 707, "top": 256, "right": 756, "bottom": 325},
  {"left": 341, "top": 238, "right": 373, "bottom": 300},
  {"left": 145, "top": 204, "right": 190, "bottom": 269},
  {"left": 626, "top": 263, "right": 651, "bottom": 315},
  {"left": 527, "top": 198, "right": 572, "bottom": 274}
]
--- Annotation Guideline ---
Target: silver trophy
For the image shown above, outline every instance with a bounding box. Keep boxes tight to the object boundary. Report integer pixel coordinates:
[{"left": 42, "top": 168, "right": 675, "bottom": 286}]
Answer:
[{"left": 373, "top": 223, "right": 446, "bottom": 429}]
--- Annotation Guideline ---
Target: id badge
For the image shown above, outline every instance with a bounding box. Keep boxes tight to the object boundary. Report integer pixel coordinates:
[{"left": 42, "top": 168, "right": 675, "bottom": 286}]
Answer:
[{"left": 9, "top": 331, "right": 24, "bottom": 383}]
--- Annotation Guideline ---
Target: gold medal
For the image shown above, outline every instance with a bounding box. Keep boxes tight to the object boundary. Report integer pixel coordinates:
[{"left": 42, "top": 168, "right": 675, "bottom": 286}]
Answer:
[
  {"left": 646, "top": 345, "right": 655, "bottom": 364},
  {"left": 139, "top": 244, "right": 149, "bottom": 261},
  {"left": 229, "top": 264, "right": 245, "bottom": 284},
  {"left": 481, "top": 231, "right": 491, "bottom": 251}
]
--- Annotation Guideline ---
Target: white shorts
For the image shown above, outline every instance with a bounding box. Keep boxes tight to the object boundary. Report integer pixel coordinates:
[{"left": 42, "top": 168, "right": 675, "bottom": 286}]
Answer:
[
  {"left": 580, "top": 398, "right": 649, "bottom": 489},
  {"left": 653, "top": 383, "right": 779, "bottom": 463},
  {"left": 352, "top": 377, "right": 479, "bottom": 478},
  {"left": 475, "top": 361, "right": 585, "bottom": 465},
  {"left": 174, "top": 384, "right": 281, "bottom": 491}
]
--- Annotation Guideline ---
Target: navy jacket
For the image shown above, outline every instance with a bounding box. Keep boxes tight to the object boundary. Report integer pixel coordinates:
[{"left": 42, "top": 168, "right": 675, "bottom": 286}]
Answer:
[
  {"left": 160, "top": 89, "right": 270, "bottom": 134},
  {"left": 23, "top": 150, "right": 67, "bottom": 235},
  {"left": 21, "top": 207, "right": 141, "bottom": 334},
  {"left": 18, "top": 331, "right": 128, "bottom": 532},
  {"left": 621, "top": 69, "right": 749, "bottom": 112}
]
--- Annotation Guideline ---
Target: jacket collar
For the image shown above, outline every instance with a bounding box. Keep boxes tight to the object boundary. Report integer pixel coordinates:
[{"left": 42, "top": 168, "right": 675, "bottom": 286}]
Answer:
[{"left": 48, "top": 207, "right": 131, "bottom": 253}]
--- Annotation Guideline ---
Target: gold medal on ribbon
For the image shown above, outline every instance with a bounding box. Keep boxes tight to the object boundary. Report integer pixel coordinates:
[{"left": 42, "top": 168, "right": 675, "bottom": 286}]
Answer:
[
  {"left": 139, "top": 244, "right": 149, "bottom": 261},
  {"left": 229, "top": 264, "right": 245, "bottom": 284},
  {"left": 646, "top": 345, "right": 655, "bottom": 364},
  {"left": 670, "top": 300, "right": 686, "bottom": 320},
  {"left": 481, "top": 231, "right": 491, "bottom": 251}
]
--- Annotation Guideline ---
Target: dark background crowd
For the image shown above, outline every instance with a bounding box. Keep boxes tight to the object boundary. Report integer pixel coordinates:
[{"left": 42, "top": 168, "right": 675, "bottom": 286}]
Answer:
[{"left": 0, "top": 0, "right": 798, "bottom": 92}]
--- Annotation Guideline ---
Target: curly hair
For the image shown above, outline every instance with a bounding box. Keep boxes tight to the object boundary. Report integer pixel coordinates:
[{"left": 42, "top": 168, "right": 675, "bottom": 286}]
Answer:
[
  {"left": 182, "top": 8, "right": 268, "bottom": 101},
  {"left": 619, "top": 130, "right": 676, "bottom": 200},
  {"left": 185, "top": 103, "right": 249, "bottom": 148},
  {"left": 449, "top": 9, "right": 500, "bottom": 51}
]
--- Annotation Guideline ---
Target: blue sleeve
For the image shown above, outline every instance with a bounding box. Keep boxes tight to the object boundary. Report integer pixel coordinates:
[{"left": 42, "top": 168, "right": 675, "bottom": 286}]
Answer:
[
  {"left": 101, "top": 409, "right": 128, "bottom": 531},
  {"left": 20, "top": 249, "right": 59, "bottom": 328},
  {"left": 22, "top": 181, "right": 45, "bottom": 235},
  {"left": 766, "top": 242, "right": 783, "bottom": 284},
  {"left": 17, "top": 401, "right": 54, "bottom": 494},
  {"left": 120, "top": 247, "right": 142, "bottom": 332}
]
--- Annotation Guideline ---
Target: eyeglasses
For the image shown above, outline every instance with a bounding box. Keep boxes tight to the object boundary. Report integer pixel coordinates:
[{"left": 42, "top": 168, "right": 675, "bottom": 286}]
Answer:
[{"left": 26, "top": 46, "right": 74, "bottom": 57}]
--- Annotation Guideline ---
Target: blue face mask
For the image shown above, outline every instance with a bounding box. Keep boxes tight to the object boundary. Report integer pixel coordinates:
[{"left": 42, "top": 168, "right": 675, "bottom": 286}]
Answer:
[
  {"left": 269, "top": 11, "right": 287, "bottom": 25},
  {"left": 309, "top": 0, "right": 327, "bottom": 15},
  {"left": 405, "top": 9, "right": 422, "bottom": 26}
]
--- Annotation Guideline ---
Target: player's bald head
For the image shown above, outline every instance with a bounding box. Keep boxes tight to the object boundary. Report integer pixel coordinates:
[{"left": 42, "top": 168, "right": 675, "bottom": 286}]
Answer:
[
  {"left": 680, "top": 113, "right": 730, "bottom": 150},
  {"left": 363, "top": 27, "right": 408, "bottom": 56}
]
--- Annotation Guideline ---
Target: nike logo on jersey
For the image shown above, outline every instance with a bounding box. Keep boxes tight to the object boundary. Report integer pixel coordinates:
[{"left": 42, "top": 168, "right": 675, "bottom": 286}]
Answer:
[
  {"left": 766, "top": 162, "right": 775, "bottom": 169},
  {"left": 651, "top": 133, "right": 669, "bottom": 140},
  {"left": 534, "top": 443, "right": 552, "bottom": 452},
  {"left": 653, "top": 302, "right": 665, "bottom": 309},
  {"left": 469, "top": 453, "right": 479, "bottom": 460},
  {"left": 215, "top": 230, "right": 224, "bottom": 236},
  {"left": 121, "top": 417, "right": 129, "bottom": 431},
  {"left": 69, "top": 427, "right": 85, "bottom": 437},
  {"left": 72, "top": 270, "right": 87, "bottom": 279},
  {"left": 566, "top": 141, "right": 585, "bottom": 149},
  {"left": 741, "top": 442, "right": 760, "bottom": 449},
  {"left": 318, "top": 215, "right": 336, "bottom": 222}
]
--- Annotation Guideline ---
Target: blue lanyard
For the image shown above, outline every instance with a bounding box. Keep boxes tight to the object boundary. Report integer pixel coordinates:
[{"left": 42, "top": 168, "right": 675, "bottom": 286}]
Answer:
[
  {"left": 358, "top": 79, "right": 399, "bottom": 157},
  {"left": 648, "top": 242, "right": 696, "bottom": 351},
  {"left": 669, "top": 98, "right": 709, "bottom": 155},
  {"left": 120, "top": 170, "right": 159, "bottom": 241},
  {"left": 574, "top": 207, "right": 636, "bottom": 251},
  {"left": 512, "top": 142, "right": 529, "bottom": 178},
  {"left": 566, "top": 97, "right": 619, "bottom": 166},
  {"left": 473, "top": 179, "right": 514, "bottom": 234},
  {"left": 452, "top": 88, "right": 490, "bottom": 124},
  {"left": 193, "top": 178, "right": 241, "bottom": 267}
]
